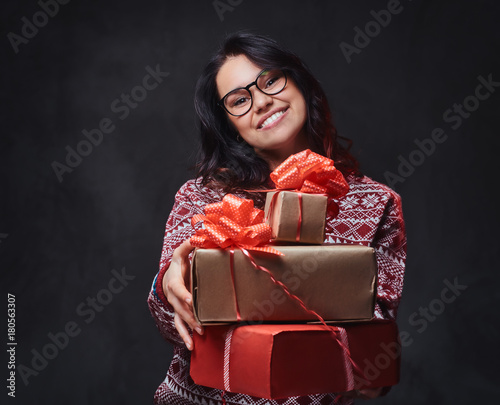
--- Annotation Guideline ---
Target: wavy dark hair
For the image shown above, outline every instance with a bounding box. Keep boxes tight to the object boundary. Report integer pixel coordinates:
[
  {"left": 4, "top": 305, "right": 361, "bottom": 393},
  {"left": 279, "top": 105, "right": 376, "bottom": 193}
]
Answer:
[{"left": 194, "top": 31, "right": 360, "bottom": 195}]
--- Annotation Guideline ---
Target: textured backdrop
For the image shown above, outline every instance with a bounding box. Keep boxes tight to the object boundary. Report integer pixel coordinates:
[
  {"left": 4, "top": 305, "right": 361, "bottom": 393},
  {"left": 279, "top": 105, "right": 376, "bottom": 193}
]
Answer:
[{"left": 2, "top": 0, "right": 499, "bottom": 404}]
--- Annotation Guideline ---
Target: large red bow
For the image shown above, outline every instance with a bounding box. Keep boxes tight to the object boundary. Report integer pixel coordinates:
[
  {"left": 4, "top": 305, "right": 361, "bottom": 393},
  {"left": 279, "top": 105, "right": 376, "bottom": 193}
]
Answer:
[
  {"left": 270, "top": 149, "right": 350, "bottom": 197},
  {"left": 190, "top": 194, "right": 283, "bottom": 255}
]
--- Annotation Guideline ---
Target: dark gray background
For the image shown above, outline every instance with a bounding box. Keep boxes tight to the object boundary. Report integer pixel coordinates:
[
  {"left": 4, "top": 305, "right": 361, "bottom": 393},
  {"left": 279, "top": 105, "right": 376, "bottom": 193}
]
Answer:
[{"left": 2, "top": 0, "right": 499, "bottom": 404}]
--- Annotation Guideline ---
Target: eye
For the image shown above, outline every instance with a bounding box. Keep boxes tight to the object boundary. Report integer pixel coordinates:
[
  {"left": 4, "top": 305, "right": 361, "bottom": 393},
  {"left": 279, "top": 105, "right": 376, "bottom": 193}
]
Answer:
[
  {"left": 265, "top": 77, "right": 278, "bottom": 88},
  {"left": 225, "top": 90, "right": 251, "bottom": 109},
  {"left": 259, "top": 70, "right": 285, "bottom": 92},
  {"left": 231, "top": 96, "right": 249, "bottom": 107}
]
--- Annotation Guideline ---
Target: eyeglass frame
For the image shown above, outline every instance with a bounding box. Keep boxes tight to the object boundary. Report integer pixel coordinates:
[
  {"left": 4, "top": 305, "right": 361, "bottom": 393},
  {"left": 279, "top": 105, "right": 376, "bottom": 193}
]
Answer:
[{"left": 217, "top": 68, "right": 288, "bottom": 117}]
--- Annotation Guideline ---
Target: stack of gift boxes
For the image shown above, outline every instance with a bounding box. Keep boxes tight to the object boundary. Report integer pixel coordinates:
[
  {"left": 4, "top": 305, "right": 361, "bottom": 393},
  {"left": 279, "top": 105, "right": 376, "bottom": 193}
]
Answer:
[{"left": 189, "top": 150, "right": 401, "bottom": 399}]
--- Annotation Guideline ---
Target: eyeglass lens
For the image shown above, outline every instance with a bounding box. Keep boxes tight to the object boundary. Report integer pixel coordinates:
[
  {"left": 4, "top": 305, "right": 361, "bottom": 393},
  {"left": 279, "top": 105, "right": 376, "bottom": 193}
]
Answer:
[{"left": 223, "top": 69, "right": 286, "bottom": 116}]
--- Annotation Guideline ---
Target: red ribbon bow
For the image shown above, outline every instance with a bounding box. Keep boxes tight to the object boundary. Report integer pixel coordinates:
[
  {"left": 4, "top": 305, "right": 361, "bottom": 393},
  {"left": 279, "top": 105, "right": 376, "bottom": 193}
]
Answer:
[
  {"left": 270, "top": 149, "right": 350, "bottom": 197},
  {"left": 190, "top": 194, "right": 283, "bottom": 255}
]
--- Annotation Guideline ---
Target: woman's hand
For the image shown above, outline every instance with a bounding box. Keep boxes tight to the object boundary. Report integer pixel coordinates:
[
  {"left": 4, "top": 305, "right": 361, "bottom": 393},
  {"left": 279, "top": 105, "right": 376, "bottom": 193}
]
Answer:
[{"left": 162, "top": 239, "right": 203, "bottom": 350}]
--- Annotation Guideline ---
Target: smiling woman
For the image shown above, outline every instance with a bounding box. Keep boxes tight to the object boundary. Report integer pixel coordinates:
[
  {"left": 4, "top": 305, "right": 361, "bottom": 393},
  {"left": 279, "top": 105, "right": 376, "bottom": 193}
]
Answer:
[
  {"left": 192, "top": 32, "right": 361, "bottom": 197},
  {"left": 147, "top": 31, "right": 407, "bottom": 405},
  {"left": 216, "top": 56, "right": 308, "bottom": 168}
]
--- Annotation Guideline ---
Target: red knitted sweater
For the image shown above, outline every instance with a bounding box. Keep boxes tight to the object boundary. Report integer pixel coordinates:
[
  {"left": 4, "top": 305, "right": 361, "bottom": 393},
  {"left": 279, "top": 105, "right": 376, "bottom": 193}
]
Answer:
[{"left": 147, "top": 175, "right": 407, "bottom": 405}]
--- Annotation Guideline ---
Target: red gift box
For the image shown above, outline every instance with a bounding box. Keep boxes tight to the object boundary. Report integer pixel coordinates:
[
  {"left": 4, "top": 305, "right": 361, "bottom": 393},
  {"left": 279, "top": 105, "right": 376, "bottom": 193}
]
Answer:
[{"left": 190, "top": 321, "right": 400, "bottom": 399}]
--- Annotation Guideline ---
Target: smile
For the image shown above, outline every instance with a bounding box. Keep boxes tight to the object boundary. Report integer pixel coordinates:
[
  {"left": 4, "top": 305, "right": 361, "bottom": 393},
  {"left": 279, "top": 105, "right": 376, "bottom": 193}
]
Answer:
[{"left": 258, "top": 108, "right": 288, "bottom": 129}]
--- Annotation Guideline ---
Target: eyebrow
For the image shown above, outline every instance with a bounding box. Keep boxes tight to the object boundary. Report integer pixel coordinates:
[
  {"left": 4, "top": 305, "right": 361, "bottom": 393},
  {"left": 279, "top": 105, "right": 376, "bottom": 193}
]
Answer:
[
  {"left": 226, "top": 78, "right": 253, "bottom": 94},
  {"left": 223, "top": 69, "right": 267, "bottom": 95}
]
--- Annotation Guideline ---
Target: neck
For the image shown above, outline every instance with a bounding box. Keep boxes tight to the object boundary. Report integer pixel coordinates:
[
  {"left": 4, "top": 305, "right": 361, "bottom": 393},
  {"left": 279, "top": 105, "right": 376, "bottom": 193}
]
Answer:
[{"left": 256, "top": 133, "right": 310, "bottom": 170}]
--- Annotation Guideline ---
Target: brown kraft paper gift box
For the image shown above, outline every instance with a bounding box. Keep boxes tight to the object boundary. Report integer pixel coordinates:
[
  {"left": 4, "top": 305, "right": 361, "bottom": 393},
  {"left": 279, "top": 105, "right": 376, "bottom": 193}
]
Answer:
[
  {"left": 264, "top": 191, "right": 327, "bottom": 244},
  {"left": 191, "top": 244, "right": 377, "bottom": 324}
]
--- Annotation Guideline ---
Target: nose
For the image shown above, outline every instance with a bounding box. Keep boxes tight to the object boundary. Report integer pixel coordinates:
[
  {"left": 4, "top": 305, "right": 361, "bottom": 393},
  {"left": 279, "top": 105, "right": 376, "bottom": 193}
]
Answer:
[{"left": 251, "top": 87, "right": 273, "bottom": 112}]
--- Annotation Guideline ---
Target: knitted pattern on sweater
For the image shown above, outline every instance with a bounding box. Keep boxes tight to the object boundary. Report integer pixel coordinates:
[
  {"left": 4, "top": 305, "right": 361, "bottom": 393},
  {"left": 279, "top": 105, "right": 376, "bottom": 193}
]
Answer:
[{"left": 147, "top": 175, "right": 407, "bottom": 405}]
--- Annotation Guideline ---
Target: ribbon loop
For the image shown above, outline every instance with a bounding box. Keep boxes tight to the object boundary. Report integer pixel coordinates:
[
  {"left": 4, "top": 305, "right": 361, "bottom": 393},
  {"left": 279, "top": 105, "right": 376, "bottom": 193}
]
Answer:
[
  {"left": 270, "top": 149, "right": 349, "bottom": 199},
  {"left": 190, "top": 194, "right": 283, "bottom": 256},
  {"left": 205, "top": 201, "right": 224, "bottom": 216}
]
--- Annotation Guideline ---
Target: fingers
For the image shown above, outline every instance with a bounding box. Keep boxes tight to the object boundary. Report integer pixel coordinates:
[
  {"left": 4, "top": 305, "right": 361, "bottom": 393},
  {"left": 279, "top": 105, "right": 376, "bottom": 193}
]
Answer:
[
  {"left": 163, "top": 241, "right": 194, "bottom": 306},
  {"left": 166, "top": 279, "right": 203, "bottom": 330},
  {"left": 171, "top": 292, "right": 203, "bottom": 350},
  {"left": 164, "top": 239, "right": 203, "bottom": 350},
  {"left": 172, "top": 239, "right": 195, "bottom": 263},
  {"left": 165, "top": 276, "right": 191, "bottom": 309},
  {"left": 174, "top": 312, "right": 194, "bottom": 350},
  {"left": 170, "top": 240, "right": 196, "bottom": 285}
]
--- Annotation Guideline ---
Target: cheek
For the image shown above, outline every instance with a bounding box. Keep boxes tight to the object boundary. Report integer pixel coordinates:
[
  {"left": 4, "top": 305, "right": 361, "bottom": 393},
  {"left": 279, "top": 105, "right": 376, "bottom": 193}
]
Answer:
[
  {"left": 295, "top": 95, "right": 308, "bottom": 125},
  {"left": 229, "top": 115, "right": 252, "bottom": 135},
  {"left": 287, "top": 87, "right": 307, "bottom": 121}
]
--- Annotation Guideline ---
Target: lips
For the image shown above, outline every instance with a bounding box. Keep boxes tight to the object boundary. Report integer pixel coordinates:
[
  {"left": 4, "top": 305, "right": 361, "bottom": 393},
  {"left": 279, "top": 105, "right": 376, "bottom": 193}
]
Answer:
[{"left": 257, "top": 107, "right": 289, "bottom": 129}]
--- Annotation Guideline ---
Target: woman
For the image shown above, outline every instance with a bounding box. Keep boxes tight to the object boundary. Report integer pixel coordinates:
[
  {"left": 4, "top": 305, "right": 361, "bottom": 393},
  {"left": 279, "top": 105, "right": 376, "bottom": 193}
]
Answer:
[{"left": 148, "top": 32, "right": 406, "bottom": 404}]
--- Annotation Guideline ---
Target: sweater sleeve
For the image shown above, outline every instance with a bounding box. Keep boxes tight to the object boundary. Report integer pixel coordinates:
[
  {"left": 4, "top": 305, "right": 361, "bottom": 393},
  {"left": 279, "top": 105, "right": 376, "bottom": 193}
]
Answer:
[
  {"left": 372, "top": 190, "right": 407, "bottom": 320},
  {"left": 147, "top": 182, "right": 204, "bottom": 347}
]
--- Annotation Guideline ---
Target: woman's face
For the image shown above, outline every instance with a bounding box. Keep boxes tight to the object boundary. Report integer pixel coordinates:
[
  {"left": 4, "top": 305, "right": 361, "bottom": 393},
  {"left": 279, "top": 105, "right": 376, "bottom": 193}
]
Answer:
[{"left": 216, "top": 55, "right": 309, "bottom": 166}]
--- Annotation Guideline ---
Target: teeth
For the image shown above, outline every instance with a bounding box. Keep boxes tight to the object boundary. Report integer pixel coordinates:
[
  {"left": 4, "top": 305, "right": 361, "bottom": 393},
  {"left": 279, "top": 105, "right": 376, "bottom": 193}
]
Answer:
[{"left": 260, "top": 110, "right": 285, "bottom": 128}]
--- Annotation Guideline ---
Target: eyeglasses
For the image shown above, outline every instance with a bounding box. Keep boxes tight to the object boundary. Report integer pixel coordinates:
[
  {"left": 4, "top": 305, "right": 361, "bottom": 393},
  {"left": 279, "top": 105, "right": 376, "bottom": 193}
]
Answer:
[{"left": 218, "top": 69, "right": 287, "bottom": 117}]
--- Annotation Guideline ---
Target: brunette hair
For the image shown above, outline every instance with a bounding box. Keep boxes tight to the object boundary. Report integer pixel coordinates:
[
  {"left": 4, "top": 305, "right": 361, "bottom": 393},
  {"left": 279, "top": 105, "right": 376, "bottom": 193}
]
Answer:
[{"left": 194, "top": 31, "right": 360, "bottom": 193}]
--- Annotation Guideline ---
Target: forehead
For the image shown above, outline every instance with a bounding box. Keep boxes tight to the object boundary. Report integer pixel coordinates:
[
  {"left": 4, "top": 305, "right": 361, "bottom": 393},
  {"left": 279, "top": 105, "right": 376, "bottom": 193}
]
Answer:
[{"left": 216, "top": 55, "right": 263, "bottom": 97}]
